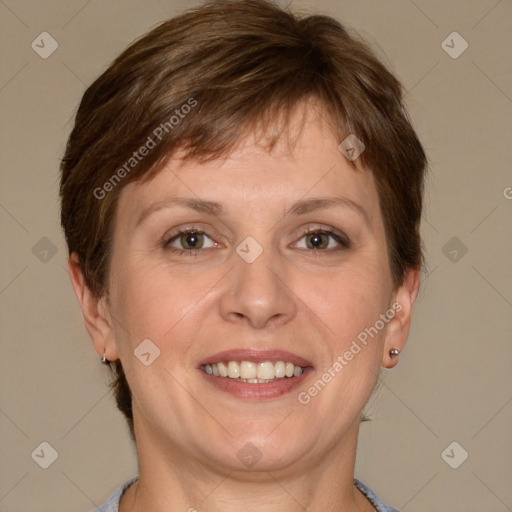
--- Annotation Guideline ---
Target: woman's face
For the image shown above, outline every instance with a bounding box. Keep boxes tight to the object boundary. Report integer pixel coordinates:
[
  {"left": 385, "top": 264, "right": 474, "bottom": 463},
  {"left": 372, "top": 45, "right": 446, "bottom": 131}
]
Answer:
[{"left": 99, "top": 103, "right": 413, "bottom": 475}]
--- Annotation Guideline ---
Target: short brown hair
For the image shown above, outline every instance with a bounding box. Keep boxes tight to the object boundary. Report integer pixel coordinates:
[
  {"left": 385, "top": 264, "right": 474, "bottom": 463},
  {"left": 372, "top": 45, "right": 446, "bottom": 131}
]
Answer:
[{"left": 60, "top": 0, "right": 427, "bottom": 440}]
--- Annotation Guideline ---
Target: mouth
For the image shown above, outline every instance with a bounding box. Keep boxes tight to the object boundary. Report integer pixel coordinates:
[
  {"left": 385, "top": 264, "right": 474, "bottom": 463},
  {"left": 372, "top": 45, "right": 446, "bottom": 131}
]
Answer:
[{"left": 198, "top": 349, "right": 314, "bottom": 400}]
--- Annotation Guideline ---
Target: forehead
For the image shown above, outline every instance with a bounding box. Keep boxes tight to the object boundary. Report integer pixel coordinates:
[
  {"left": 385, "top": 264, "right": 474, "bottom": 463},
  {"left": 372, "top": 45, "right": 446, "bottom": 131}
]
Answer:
[{"left": 115, "top": 102, "right": 380, "bottom": 227}]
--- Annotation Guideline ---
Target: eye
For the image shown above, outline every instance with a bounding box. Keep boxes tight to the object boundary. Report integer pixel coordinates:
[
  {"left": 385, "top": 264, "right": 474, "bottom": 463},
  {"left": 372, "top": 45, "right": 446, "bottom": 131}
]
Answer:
[
  {"left": 162, "top": 226, "right": 349, "bottom": 257},
  {"left": 164, "top": 229, "right": 217, "bottom": 254},
  {"left": 294, "top": 227, "right": 350, "bottom": 251}
]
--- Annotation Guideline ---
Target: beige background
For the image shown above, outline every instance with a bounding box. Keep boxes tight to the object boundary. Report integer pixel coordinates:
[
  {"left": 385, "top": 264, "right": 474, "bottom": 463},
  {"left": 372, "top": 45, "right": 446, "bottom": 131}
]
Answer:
[{"left": 1, "top": 0, "right": 511, "bottom": 511}]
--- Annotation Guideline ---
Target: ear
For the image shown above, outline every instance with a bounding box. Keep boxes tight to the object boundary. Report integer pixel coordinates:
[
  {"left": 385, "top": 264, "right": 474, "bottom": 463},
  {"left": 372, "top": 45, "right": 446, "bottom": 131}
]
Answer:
[
  {"left": 382, "top": 268, "right": 420, "bottom": 369},
  {"left": 68, "top": 252, "right": 119, "bottom": 362}
]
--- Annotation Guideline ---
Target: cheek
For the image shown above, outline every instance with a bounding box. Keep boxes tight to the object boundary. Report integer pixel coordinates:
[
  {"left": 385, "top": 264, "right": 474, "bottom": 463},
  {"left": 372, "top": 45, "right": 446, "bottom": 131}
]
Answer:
[
  {"left": 299, "top": 268, "right": 388, "bottom": 411},
  {"left": 110, "top": 256, "right": 217, "bottom": 350},
  {"left": 301, "top": 258, "right": 391, "bottom": 339},
  {"left": 107, "top": 260, "right": 204, "bottom": 402}
]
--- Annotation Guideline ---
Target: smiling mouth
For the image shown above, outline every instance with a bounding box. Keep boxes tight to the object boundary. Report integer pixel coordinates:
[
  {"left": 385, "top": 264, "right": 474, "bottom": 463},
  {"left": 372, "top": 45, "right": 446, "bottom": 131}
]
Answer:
[{"left": 201, "top": 360, "right": 306, "bottom": 383}]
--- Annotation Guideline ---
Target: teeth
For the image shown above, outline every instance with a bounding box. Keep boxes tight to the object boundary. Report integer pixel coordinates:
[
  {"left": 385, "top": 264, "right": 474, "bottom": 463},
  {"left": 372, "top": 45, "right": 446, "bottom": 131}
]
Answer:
[
  {"left": 217, "top": 361, "right": 228, "bottom": 377},
  {"left": 227, "top": 361, "right": 240, "bottom": 379},
  {"left": 240, "top": 361, "right": 257, "bottom": 379},
  {"left": 202, "top": 360, "right": 305, "bottom": 381},
  {"left": 274, "top": 361, "right": 286, "bottom": 378},
  {"left": 240, "top": 378, "right": 277, "bottom": 383},
  {"left": 257, "top": 361, "right": 274, "bottom": 380}
]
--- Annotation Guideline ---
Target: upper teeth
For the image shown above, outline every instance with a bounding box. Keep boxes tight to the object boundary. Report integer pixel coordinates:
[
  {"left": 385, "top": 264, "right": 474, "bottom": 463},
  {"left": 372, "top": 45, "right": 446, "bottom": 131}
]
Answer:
[{"left": 202, "top": 361, "right": 304, "bottom": 380}]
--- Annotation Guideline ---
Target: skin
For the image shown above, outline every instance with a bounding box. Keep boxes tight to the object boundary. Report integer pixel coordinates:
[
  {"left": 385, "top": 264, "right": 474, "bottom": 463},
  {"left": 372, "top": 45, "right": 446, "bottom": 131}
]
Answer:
[{"left": 69, "top": 101, "right": 419, "bottom": 512}]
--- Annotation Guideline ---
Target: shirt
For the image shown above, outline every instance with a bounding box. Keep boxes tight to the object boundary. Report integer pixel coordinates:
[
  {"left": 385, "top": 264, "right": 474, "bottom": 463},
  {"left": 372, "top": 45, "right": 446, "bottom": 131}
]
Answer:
[{"left": 92, "top": 475, "right": 399, "bottom": 511}]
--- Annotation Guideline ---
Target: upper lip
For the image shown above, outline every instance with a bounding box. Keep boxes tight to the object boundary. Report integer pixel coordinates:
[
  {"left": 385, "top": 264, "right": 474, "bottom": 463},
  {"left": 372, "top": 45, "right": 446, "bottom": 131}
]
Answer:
[{"left": 198, "top": 349, "right": 313, "bottom": 368}]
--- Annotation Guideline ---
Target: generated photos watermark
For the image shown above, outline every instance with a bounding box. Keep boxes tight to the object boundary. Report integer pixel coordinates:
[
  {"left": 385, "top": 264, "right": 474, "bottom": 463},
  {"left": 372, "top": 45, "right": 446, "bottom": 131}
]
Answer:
[
  {"left": 93, "top": 97, "right": 198, "bottom": 200},
  {"left": 298, "top": 301, "right": 402, "bottom": 405}
]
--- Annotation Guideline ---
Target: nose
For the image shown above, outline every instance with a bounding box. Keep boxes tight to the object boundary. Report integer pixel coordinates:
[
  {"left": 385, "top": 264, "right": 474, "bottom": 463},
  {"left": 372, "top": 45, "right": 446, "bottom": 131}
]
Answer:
[{"left": 219, "top": 242, "right": 297, "bottom": 329}]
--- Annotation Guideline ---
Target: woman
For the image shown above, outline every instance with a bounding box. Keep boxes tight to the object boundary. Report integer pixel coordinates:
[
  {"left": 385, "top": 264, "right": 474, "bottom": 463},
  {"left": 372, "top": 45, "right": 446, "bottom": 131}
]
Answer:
[{"left": 59, "top": 1, "right": 427, "bottom": 510}]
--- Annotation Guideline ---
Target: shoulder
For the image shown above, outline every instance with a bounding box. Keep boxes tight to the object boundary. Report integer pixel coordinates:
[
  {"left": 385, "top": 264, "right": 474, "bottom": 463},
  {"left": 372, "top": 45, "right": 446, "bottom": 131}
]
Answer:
[
  {"left": 354, "top": 478, "right": 400, "bottom": 512},
  {"left": 91, "top": 475, "right": 139, "bottom": 512}
]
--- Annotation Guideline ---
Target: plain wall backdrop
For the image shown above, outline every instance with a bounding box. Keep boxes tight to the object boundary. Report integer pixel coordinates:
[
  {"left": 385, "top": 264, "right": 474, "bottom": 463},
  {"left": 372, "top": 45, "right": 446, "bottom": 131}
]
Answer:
[{"left": 0, "top": 1, "right": 511, "bottom": 511}]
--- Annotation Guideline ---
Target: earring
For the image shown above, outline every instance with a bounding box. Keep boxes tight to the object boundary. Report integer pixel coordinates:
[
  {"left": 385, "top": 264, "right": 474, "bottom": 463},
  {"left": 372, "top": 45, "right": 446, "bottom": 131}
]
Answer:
[
  {"left": 101, "top": 351, "right": 109, "bottom": 364},
  {"left": 389, "top": 348, "right": 400, "bottom": 358}
]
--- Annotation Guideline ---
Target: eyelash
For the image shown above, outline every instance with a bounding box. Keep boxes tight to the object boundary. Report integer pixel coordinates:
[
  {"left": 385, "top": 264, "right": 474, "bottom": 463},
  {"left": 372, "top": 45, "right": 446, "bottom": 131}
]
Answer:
[{"left": 163, "top": 226, "right": 350, "bottom": 257}]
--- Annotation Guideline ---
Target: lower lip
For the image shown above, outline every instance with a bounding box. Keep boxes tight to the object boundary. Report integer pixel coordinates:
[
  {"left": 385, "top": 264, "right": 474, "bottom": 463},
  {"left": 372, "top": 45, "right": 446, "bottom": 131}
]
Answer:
[{"left": 199, "top": 367, "right": 313, "bottom": 400}]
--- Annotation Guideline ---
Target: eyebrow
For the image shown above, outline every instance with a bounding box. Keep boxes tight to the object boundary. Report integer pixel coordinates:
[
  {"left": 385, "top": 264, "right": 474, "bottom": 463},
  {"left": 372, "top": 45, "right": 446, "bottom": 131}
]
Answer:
[{"left": 135, "top": 196, "right": 371, "bottom": 229}]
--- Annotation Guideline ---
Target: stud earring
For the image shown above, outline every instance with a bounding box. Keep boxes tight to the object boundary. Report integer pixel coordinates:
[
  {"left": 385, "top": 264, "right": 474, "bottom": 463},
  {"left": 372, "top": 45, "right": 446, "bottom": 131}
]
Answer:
[{"left": 389, "top": 348, "right": 400, "bottom": 358}]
